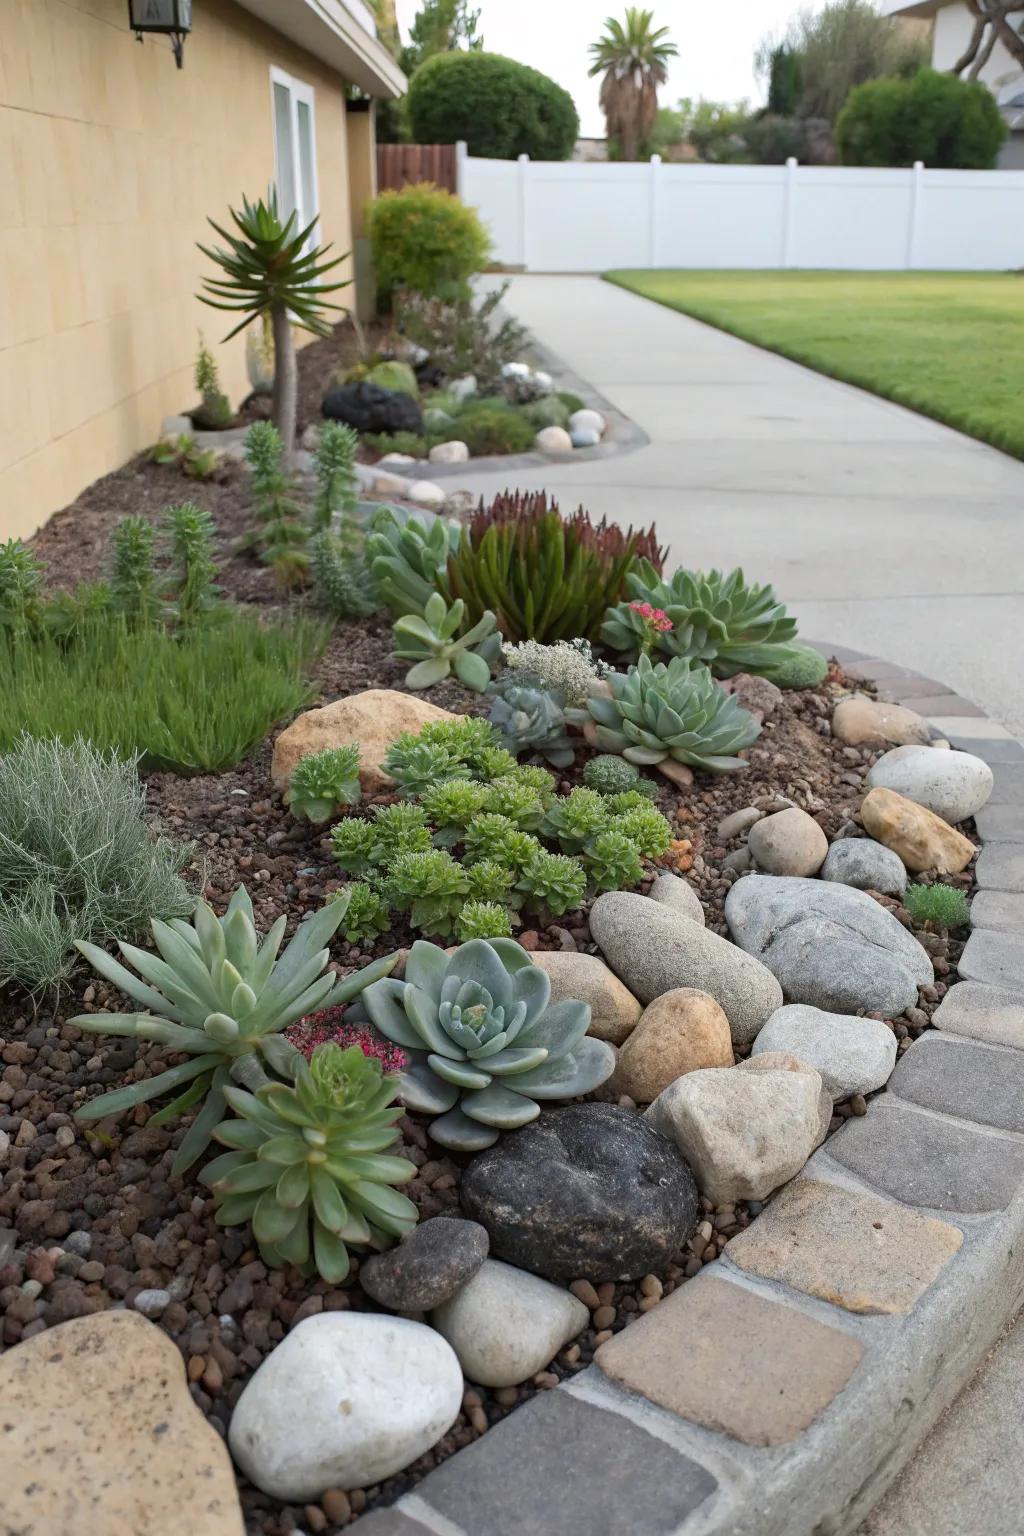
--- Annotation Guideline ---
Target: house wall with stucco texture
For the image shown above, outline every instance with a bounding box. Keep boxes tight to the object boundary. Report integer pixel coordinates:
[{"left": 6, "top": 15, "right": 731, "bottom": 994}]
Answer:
[{"left": 1, "top": 0, "right": 355, "bottom": 541}]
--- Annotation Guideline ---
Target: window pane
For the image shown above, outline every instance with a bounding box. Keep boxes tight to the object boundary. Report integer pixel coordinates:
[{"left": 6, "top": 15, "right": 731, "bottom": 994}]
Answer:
[
  {"left": 296, "top": 98, "right": 317, "bottom": 233},
  {"left": 272, "top": 81, "right": 297, "bottom": 220}
]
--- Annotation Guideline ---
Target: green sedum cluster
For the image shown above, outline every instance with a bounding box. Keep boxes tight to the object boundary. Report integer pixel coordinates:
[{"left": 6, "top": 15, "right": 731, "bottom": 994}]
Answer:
[
  {"left": 330, "top": 717, "right": 673, "bottom": 939},
  {"left": 200, "top": 1042, "right": 417, "bottom": 1282},
  {"left": 285, "top": 745, "right": 361, "bottom": 824},
  {"left": 363, "top": 938, "right": 615, "bottom": 1150}
]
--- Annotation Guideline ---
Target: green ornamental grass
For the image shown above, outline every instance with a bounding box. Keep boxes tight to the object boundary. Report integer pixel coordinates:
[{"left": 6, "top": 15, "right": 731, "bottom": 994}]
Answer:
[
  {"left": 0, "top": 736, "right": 194, "bottom": 993},
  {"left": 903, "top": 883, "right": 971, "bottom": 930},
  {"left": 0, "top": 612, "right": 326, "bottom": 773}
]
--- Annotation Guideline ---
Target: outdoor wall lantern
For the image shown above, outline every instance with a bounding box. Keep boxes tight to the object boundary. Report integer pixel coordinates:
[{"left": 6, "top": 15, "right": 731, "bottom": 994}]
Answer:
[{"left": 127, "top": 0, "right": 193, "bottom": 69}]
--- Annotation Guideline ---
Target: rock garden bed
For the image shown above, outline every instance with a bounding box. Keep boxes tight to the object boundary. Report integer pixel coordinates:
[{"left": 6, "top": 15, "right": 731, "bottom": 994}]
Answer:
[{"left": 0, "top": 371, "right": 997, "bottom": 1534}]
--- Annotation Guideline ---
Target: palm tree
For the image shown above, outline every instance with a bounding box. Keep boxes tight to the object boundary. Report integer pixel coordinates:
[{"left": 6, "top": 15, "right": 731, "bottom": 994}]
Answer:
[{"left": 588, "top": 8, "right": 678, "bottom": 161}]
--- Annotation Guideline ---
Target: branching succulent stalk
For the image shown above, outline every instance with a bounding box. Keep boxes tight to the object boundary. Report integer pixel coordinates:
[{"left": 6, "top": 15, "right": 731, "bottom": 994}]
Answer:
[
  {"left": 72, "top": 886, "right": 396, "bottom": 1173},
  {"left": 110, "top": 516, "right": 160, "bottom": 626},
  {"left": 244, "top": 422, "right": 309, "bottom": 588},
  {"left": 313, "top": 421, "right": 359, "bottom": 532},
  {"left": 200, "top": 1042, "right": 417, "bottom": 1282},
  {"left": 393, "top": 593, "right": 501, "bottom": 691},
  {"left": 285, "top": 746, "right": 362, "bottom": 824},
  {"left": 165, "top": 503, "right": 222, "bottom": 624},
  {"left": 363, "top": 938, "right": 615, "bottom": 1150},
  {"left": 584, "top": 654, "right": 761, "bottom": 773}
]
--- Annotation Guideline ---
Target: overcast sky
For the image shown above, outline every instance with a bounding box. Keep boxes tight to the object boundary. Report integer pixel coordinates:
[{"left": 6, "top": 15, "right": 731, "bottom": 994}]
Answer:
[{"left": 394, "top": 0, "right": 831, "bottom": 137}]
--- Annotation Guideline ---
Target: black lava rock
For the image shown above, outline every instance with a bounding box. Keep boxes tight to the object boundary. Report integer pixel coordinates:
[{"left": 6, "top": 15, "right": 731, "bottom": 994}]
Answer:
[
  {"left": 321, "top": 381, "right": 423, "bottom": 434},
  {"left": 460, "top": 1103, "right": 698, "bottom": 1283},
  {"left": 358, "top": 1216, "right": 489, "bottom": 1311}
]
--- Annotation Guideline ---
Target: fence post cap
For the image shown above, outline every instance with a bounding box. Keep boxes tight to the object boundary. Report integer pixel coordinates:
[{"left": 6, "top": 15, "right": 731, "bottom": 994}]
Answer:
[
  {"left": 517, "top": 152, "right": 530, "bottom": 163},
  {"left": 649, "top": 153, "right": 662, "bottom": 164},
  {"left": 786, "top": 156, "right": 799, "bottom": 167},
  {"left": 913, "top": 159, "right": 925, "bottom": 169}
]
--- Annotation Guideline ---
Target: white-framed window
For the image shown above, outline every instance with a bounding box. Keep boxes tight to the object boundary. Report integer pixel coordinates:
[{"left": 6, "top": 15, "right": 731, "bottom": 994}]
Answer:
[{"left": 270, "top": 66, "right": 320, "bottom": 248}]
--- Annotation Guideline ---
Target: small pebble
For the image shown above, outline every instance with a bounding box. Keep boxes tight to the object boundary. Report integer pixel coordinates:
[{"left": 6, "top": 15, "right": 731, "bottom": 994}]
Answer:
[{"left": 132, "top": 1288, "right": 171, "bottom": 1318}]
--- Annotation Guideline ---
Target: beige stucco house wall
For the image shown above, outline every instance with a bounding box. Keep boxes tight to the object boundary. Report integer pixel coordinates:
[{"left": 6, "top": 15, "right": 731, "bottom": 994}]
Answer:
[{"left": 0, "top": 0, "right": 403, "bottom": 541}]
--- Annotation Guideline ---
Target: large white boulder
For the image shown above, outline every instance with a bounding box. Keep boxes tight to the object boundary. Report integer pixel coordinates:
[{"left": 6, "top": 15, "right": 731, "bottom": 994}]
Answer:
[
  {"left": 228, "top": 1313, "right": 463, "bottom": 1500},
  {"left": 865, "top": 744, "right": 994, "bottom": 825}
]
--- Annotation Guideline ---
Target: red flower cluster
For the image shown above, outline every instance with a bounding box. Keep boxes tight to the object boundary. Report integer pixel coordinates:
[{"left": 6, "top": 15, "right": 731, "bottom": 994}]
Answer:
[
  {"left": 285, "top": 1007, "right": 409, "bottom": 1076},
  {"left": 629, "top": 601, "right": 673, "bottom": 633}
]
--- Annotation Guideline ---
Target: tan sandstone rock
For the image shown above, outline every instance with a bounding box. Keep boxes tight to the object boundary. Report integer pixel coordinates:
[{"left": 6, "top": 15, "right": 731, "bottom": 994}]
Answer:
[
  {"left": 271, "top": 689, "right": 459, "bottom": 796},
  {"left": 832, "top": 695, "right": 930, "bottom": 748},
  {"left": 747, "top": 806, "right": 828, "bottom": 877},
  {"left": 861, "top": 786, "right": 975, "bottom": 875},
  {"left": 0, "top": 1310, "right": 244, "bottom": 1536},
  {"left": 736, "top": 1051, "right": 833, "bottom": 1145},
  {"left": 531, "top": 950, "right": 642, "bottom": 1045},
  {"left": 610, "top": 988, "right": 734, "bottom": 1103}
]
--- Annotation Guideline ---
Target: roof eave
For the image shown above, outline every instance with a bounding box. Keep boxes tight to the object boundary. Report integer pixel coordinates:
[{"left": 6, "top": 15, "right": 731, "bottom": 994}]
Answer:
[{"left": 233, "top": 0, "right": 407, "bottom": 99}]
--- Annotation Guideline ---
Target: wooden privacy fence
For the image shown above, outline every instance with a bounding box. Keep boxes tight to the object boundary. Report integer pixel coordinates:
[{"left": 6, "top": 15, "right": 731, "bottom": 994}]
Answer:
[{"left": 377, "top": 142, "right": 457, "bottom": 194}]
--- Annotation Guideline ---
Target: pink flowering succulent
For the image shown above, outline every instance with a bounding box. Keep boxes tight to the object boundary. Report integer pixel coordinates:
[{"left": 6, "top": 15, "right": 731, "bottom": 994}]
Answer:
[
  {"left": 286, "top": 1007, "right": 409, "bottom": 1076},
  {"left": 629, "top": 600, "right": 674, "bottom": 654}
]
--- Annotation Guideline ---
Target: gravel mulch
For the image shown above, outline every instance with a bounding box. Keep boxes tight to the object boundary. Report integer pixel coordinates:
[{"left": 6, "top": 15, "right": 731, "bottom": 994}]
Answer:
[{"left": 5, "top": 338, "right": 974, "bottom": 1531}]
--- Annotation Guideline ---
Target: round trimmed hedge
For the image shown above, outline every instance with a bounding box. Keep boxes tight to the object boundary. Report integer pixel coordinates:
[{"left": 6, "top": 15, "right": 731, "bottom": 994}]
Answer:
[
  {"left": 837, "top": 68, "right": 1007, "bottom": 169},
  {"left": 408, "top": 51, "right": 579, "bottom": 161}
]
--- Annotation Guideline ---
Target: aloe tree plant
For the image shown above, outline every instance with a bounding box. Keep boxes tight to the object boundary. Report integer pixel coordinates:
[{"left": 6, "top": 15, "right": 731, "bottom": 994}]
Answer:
[{"left": 197, "top": 194, "right": 350, "bottom": 456}]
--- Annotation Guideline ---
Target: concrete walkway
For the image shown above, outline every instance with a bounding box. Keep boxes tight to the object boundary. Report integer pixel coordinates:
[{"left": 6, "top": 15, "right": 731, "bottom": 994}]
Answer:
[
  {"left": 461, "top": 275, "right": 1024, "bottom": 736},
  {"left": 859, "top": 1306, "right": 1024, "bottom": 1536}
]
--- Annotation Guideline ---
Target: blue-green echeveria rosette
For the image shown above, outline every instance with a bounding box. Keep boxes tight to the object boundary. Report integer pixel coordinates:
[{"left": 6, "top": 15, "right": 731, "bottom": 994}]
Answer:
[{"left": 362, "top": 938, "right": 616, "bottom": 1150}]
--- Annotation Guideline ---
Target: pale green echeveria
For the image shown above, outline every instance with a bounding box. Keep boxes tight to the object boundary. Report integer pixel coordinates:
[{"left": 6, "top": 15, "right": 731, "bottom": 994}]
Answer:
[
  {"left": 602, "top": 563, "right": 798, "bottom": 678},
  {"left": 585, "top": 653, "right": 761, "bottom": 774},
  {"left": 392, "top": 591, "right": 501, "bottom": 691},
  {"left": 71, "top": 884, "right": 396, "bottom": 1172},
  {"left": 362, "top": 937, "right": 615, "bottom": 1150}
]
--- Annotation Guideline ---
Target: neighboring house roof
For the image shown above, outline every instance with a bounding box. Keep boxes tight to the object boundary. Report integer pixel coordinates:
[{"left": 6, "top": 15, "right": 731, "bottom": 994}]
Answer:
[
  {"left": 880, "top": 1, "right": 954, "bottom": 14},
  {"left": 234, "top": 0, "right": 406, "bottom": 98}
]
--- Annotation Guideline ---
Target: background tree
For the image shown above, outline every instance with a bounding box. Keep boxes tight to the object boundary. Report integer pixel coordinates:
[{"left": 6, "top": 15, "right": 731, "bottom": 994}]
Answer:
[
  {"left": 198, "top": 196, "right": 349, "bottom": 457},
  {"left": 403, "top": 0, "right": 482, "bottom": 74},
  {"left": 588, "top": 7, "right": 678, "bottom": 161},
  {"left": 837, "top": 67, "right": 1008, "bottom": 167},
  {"left": 408, "top": 51, "right": 579, "bottom": 160},
  {"left": 764, "top": 43, "right": 803, "bottom": 117},
  {"left": 949, "top": 1, "right": 1024, "bottom": 77},
  {"left": 756, "top": 0, "right": 930, "bottom": 125}
]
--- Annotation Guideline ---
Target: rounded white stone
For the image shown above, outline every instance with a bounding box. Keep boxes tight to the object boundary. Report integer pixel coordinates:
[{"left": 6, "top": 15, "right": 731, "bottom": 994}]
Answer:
[
  {"left": 377, "top": 452, "right": 418, "bottom": 466},
  {"left": 431, "top": 1260, "right": 588, "bottom": 1388},
  {"left": 865, "top": 744, "right": 994, "bottom": 824},
  {"left": 407, "top": 479, "right": 447, "bottom": 508},
  {"left": 752, "top": 1004, "right": 898, "bottom": 1099},
  {"left": 428, "top": 440, "right": 470, "bottom": 464},
  {"left": 568, "top": 408, "right": 606, "bottom": 436},
  {"left": 534, "top": 425, "right": 574, "bottom": 454},
  {"left": 228, "top": 1312, "right": 463, "bottom": 1500},
  {"left": 570, "top": 426, "right": 601, "bottom": 448}
]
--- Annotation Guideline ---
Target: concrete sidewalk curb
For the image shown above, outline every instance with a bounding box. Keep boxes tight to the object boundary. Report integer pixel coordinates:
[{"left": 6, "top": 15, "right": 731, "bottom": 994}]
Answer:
[{"left": 355, "top": 646, "right": 1024, "bottom": 1536}]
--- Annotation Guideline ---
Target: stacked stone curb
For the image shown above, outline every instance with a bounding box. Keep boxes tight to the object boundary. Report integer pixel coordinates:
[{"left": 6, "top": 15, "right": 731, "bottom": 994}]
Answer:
[{"left": 354, "top": 644, "right": 1024, "bottom": 1536}]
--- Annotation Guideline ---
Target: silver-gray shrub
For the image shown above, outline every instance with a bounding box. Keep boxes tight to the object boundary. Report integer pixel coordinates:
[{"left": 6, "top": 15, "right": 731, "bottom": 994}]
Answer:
[{"left": 0, "top": 735, "right": 195, "bottom": 992}]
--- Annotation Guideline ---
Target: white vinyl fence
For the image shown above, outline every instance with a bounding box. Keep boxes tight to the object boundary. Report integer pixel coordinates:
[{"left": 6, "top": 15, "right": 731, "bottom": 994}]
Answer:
[{"left": 456, "top": 143, "right": 1024, "bottom": 272}]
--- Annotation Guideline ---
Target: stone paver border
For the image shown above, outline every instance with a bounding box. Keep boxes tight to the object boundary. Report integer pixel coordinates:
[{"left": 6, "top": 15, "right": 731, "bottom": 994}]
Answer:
[{"left": 354, "top": 645, "right": 1024, "bottom": 1536}]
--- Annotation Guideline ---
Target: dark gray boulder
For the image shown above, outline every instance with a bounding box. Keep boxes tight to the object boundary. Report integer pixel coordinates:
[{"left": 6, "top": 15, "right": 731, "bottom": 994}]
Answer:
[
  {"left": 460, "top": 1103, "right": 698, "bottom": 1283},
  {"left": 322, "top": 381, "right": 423, "bottom": 434}
]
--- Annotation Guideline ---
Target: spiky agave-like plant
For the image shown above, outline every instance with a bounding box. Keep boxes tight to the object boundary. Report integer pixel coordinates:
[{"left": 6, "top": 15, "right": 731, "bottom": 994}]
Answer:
[
  {"left": 197, "top": 193, "right": 350, "bottom": 455},
  {"left": 362, "top": 937, "right": 615, "bottom": 1150},
  {"left": 602, "top": 564, "right": 798, "bottom": 677},
  {"left": 72, "top": 886, "right": 396, "bottom": 1172},
  {"left": 585, "top": 654, "right": 761, "bottom": 773},
  {"left": 200, "top": 1042, "right": 417, "bottom": 1283}
]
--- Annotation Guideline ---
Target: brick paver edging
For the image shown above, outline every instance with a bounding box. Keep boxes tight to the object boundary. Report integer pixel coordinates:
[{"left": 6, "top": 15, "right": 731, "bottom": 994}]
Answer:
[{"left": 357, "top": 647, "right": 1024, "bottom": 1536}]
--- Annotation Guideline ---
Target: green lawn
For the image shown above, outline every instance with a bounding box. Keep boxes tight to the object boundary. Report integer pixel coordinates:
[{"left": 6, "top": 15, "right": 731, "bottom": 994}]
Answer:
[{"left": 603, "top": 270, "right": 1024, "bottom": 459}]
